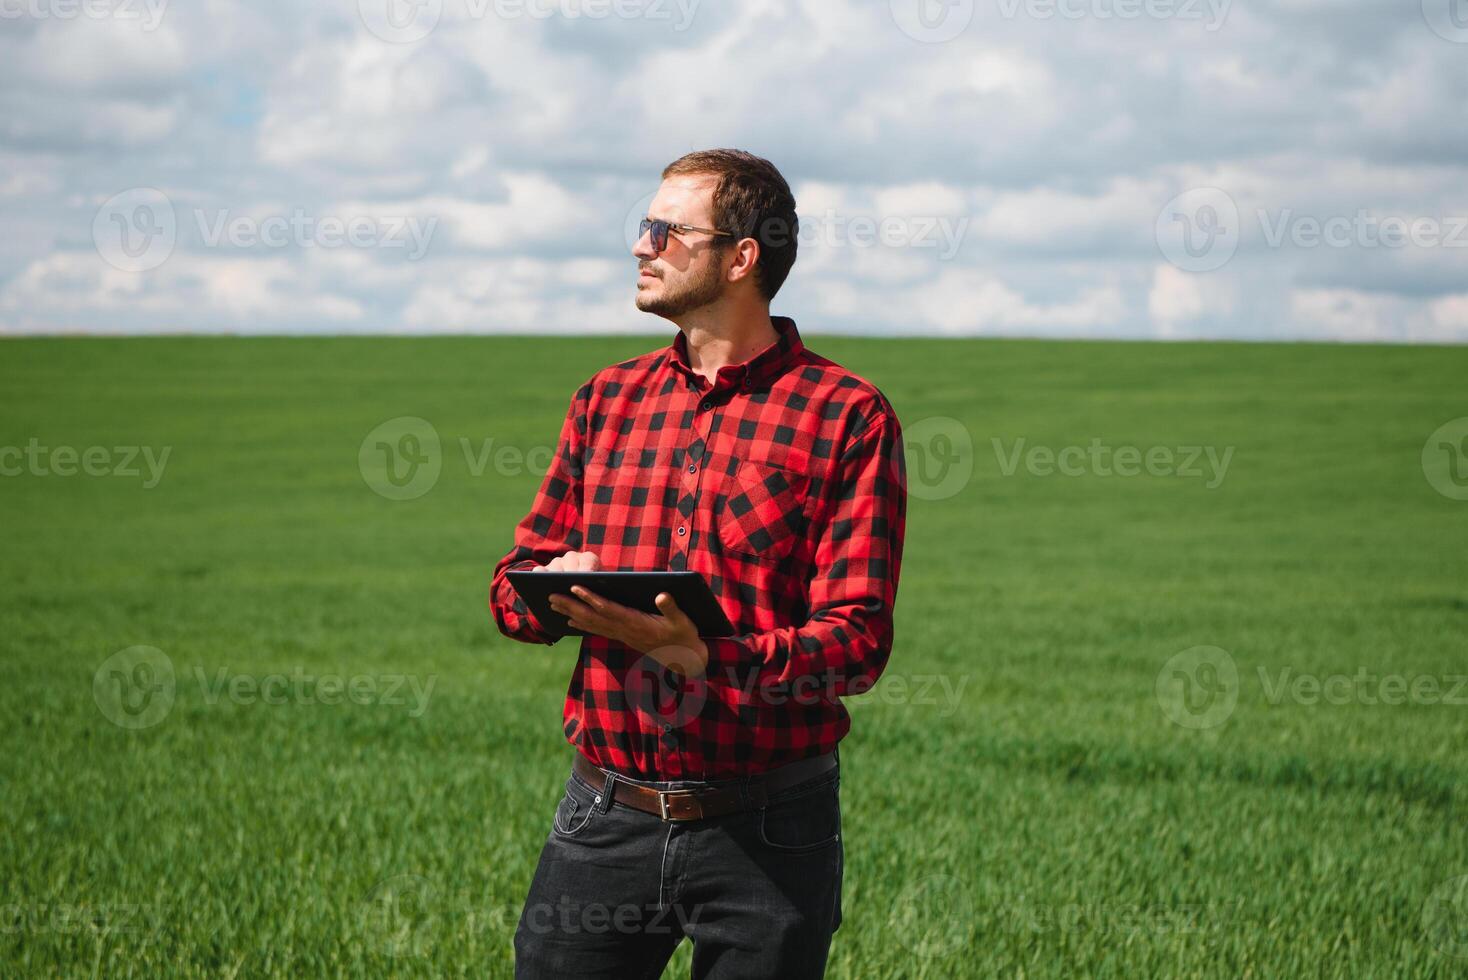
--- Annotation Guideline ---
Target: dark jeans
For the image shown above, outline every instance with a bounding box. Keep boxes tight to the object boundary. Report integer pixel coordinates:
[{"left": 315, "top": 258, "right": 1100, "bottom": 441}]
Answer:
[{"left": 514, "top": 755, "right": 844, "bottom": 979}]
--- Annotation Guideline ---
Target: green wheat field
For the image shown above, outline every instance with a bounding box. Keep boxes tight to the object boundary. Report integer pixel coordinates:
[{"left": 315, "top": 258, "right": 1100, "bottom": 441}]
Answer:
[{"left": 2, "top": 335, "right": 1466, "bottom": 978}]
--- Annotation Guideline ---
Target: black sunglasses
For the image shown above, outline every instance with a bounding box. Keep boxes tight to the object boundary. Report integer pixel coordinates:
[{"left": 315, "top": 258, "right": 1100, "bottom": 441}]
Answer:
[{"left": 639, "top": 216, "right": 735, "bottom": 255}]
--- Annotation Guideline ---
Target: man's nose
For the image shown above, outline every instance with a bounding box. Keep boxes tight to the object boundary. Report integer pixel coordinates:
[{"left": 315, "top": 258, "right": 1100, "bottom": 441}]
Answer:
[{"left": 632, "top": 229, "right": 658, "bottom": 260}]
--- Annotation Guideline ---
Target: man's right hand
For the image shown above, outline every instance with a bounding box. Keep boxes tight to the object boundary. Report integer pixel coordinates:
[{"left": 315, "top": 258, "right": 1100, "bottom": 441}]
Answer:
[{"left": 530, "top": 551, "right": 603, "bottom": 572}]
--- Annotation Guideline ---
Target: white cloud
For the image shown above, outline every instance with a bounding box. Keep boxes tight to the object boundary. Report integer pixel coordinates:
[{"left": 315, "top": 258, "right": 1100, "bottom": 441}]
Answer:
[{"left": 0, "top": 0, "right": 1463, "bottom": 340}]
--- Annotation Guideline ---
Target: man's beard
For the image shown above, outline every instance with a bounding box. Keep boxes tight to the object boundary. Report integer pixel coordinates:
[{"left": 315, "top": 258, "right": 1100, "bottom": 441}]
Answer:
[{"left": 636, "top": 257, "right": 725, "bottom": 317}]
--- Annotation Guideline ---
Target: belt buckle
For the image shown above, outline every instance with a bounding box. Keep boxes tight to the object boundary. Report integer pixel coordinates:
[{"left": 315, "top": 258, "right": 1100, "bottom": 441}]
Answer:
[{"left": 657, "top": 789, "right": 696, "bottom": 821}]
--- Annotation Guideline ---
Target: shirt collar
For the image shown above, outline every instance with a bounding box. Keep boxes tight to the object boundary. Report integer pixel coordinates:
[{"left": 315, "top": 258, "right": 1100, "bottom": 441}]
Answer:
[{"left": 665, "top": 315, "right": 805, "bottom": 394}]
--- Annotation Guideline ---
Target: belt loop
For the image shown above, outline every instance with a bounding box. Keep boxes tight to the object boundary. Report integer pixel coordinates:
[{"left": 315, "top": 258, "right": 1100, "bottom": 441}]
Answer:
[{"left": 597, "top": 770, "right": 616, "bottom": 813}]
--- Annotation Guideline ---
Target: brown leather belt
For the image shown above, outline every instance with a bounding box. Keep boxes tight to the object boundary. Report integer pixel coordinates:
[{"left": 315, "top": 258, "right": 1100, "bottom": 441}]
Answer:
[{"left": 572, "top": 750, "right": 837, "bottom": 822}]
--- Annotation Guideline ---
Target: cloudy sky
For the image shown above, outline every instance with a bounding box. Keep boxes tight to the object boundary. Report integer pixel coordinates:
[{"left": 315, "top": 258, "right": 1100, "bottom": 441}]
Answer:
[{"left": 2, "top": 0, "right": 1466, "bottom": 341}]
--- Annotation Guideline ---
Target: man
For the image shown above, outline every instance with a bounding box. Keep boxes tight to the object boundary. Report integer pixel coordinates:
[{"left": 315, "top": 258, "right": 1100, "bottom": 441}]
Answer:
[{"left": 490, "top": 149, "right": 907, "bottom": 978}]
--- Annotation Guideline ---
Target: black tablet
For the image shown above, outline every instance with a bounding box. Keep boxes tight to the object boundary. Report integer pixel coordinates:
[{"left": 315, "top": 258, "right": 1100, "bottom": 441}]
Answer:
[{"left": 505, "top": 570, "right": 737, "bottom": 639}]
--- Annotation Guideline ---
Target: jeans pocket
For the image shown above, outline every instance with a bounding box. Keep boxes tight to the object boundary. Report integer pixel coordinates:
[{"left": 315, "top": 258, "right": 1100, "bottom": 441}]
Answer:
[
  {"left": 757, "top": 774, "right": 841, "bottom": 854},
  {"left": 551, "top": 775, "right": 600, "bottom": 838}
]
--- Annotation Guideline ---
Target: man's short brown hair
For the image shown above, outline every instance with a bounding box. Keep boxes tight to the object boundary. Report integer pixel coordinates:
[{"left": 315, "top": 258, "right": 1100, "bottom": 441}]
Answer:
[{"left": 662, "top": 149, "right": 799, "bottom": 301}]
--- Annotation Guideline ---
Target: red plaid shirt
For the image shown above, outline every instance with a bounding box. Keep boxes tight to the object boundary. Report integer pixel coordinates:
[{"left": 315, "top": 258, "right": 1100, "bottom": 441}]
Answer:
[{"left": 489, "top": 315, "right": 907, "bottom": 779}]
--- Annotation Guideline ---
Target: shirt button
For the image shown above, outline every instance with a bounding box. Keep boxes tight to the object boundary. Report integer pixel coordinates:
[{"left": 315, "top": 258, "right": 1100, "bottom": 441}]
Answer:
[
  {"left": 688, "top": 464, "right": 696, "bottom": 474},
  {"left": 677, "top": 526, "right": 686, "bottom": 536},
  {"left": 663, "top": 724, "right": 673, "bottom": 733},
  {"left": 702, "top": 400, "right": 713, "bottom": 411}
]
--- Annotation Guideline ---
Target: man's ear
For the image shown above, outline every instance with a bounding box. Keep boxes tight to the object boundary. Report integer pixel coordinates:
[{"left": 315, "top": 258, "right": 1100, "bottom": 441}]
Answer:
[{"left": 726, "top": 238, "right": 761, "bottom": 284}]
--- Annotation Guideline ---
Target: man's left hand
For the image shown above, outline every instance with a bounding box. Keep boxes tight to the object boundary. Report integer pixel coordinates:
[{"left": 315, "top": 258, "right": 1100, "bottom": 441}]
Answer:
[{"left": 548, "top": 587, "right": 710, "bottom": 677}]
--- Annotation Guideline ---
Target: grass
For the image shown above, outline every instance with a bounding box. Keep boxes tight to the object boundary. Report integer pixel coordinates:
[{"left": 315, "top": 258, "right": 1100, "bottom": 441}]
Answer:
[{"left": 1, "top": 334, "right": 1466, "bottom": 978}]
